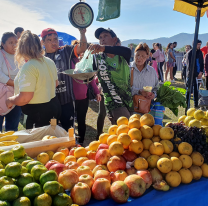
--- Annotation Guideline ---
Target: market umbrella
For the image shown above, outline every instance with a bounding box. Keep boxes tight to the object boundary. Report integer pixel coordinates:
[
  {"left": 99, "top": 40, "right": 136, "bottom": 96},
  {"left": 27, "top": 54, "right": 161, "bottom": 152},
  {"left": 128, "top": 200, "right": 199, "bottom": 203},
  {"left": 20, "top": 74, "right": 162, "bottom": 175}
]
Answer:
[{"left": 173, "top": 0, "right": 208, "bottom": 112}]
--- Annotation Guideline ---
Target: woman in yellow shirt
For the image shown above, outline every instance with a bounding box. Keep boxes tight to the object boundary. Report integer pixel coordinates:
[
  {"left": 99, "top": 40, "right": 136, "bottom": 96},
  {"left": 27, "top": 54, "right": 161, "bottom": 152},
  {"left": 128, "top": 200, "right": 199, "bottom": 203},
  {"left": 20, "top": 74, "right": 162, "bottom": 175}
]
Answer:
[{"left": 6, "top": 30, "right": 61, "bottom": 129}]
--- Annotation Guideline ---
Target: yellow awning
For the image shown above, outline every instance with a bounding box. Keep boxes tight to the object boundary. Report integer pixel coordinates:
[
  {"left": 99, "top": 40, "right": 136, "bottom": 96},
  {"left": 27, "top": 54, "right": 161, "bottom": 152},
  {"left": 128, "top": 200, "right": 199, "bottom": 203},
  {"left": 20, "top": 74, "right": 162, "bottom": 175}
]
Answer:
[{"left": 174, "top": 0, "right": 208, "bottom": 17}]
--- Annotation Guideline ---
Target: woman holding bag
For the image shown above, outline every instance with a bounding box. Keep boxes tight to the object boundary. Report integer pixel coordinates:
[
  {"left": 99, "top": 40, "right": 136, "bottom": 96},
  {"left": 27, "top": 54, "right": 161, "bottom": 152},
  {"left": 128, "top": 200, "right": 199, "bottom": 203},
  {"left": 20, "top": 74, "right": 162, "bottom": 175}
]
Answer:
[
  {"left": 6, "top": 30, "right": 61, "bottom": 129},
  {"left": 0, "top": 32, "right": 21, "bottom": 132},
  {"left": 130, "top": 43, "right": 159, "bottom": 114}
]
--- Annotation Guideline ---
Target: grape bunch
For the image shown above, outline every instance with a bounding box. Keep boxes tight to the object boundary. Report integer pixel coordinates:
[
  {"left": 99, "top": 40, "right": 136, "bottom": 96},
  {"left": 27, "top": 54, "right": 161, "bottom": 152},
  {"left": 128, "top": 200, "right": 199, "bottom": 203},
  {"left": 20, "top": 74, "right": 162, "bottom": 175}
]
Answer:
[{"left": 167, "top": 122, "right": 208, "bottom": 164}]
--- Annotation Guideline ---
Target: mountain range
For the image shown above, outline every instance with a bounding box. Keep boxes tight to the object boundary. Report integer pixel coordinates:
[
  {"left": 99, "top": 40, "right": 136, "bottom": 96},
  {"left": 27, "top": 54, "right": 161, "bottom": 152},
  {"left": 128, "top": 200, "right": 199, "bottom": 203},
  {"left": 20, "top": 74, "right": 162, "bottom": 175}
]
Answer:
[{"left": 121, "top": 33, "right": 208, "bottom": 48}]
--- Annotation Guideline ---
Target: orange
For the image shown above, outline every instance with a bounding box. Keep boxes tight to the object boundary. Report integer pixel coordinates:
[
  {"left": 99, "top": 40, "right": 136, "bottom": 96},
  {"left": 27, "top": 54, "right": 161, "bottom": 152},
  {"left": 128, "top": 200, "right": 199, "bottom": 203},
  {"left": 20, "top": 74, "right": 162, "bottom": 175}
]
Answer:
[
  {"left": 107, "top": 135, "right": 118, "bottom": 145},
  {"left": 117, "top": 116, "right": 129, "bottom": 126},
  {"left": 147, "top": 155, "right": 160, "bottom": 168},
  {"left": 64, "top": 155, "right": 76, "bottom": 164},
  {"left": 140, "top": 125, "right": 153, "bottom": 139},
  {"left": 128, "top": 118, "right": 141, "bottom": 129},
  {"left": 134, "top": 157, "right": 148, "bottom": 170},
  {"left": 128, "top": 128, "right": 142, "bottom": 141},
  {"left": 74, "top": 147, "right": 87, "bottom": 158},
  {"left": 77, "top": 157, "right": 89, "bottom": 165},
  {"left": 142, "top": 139, "right": 153, "bottom": 150},
  {"left": 46, "top": 151, "right": 54, "bottom": 160},
  {"left": 149, "top": 142, "right": 164, "bottom": 156},
  {"left": 152, "top": 125, "right": 162, "bottom": 136},
  {"left": 140, "top": 114, "right": 155, "bottom": 127},
  {"left": 37, "top": 153, "right": 49, "bottom": 165},
  {"left": 109, "top": 142, "right": 124, "bottom": 156},
  {"left": 117, "top": 133, "right": 131, "bottom": 149},
  {"left": 99, "top": 133, "right": 110, "bottom": 144},
  {"left": 129, "top": 140, "right": 143, "bottom": 154},
  {"left": 139, "top": 150, "right": 151, "bottom": 159},
  {"left": 157, "top": 158, "right": 172, "bottom": 173},
  {"left": 108, "top": 125, "right": 118, "bottom": 135},
  {"left": 169, "top": 152, "right": 180, "bottom": 158},
  {"left": 89, "top": 141, "right": 100, "bottom": 151},
  {"left": 152, "top": 136, "right": 161, "bottom": 142},
  {"left": 117, "top": 125, "right": 130, "bottom": 135},
  {"left": 52, "top": 152, "right": 65, "bottom": 164},
  {"left": 129, "top": 114, "right": 141, "bottom": 121}
]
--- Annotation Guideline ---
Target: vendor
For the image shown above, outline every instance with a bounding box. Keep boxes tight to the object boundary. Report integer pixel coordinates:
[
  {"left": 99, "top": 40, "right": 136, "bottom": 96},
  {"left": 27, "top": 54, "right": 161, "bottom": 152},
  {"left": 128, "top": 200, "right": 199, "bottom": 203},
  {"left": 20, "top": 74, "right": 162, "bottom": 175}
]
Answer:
[
  {"left": 130, "top": 43, "right": 159, "bottom": 99},
  {"left": 6, "top": 30, "right": 61, "bottom": 129}
]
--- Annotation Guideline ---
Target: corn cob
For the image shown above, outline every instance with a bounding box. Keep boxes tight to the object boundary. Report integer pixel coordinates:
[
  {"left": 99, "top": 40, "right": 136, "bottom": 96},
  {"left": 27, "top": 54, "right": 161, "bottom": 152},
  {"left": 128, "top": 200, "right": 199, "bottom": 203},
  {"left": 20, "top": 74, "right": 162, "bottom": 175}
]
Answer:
[
  {"left": 0, "top": 135, "right": 19, "bottom": 142},
  {"left": 1, "top": 141, "right": 19, "bottom": 146}
]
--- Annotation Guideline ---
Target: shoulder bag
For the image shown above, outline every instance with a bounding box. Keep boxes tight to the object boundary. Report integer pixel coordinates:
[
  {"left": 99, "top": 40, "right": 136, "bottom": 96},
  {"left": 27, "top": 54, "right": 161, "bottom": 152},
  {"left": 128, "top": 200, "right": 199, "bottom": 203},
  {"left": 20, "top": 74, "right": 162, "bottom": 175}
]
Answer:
[
  {"left": 0, "top": 50, "right": 15, "bottom": 116},
  {"left": 130, "top": 68, "right": 151, "bottom": 114}
]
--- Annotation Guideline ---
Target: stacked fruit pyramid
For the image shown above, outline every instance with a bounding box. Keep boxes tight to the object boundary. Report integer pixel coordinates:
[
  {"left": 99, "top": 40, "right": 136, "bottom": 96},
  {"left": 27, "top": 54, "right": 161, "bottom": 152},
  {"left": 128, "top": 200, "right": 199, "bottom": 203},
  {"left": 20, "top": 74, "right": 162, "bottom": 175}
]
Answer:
[
  {"left": 0, "top": 145, "right": 72, "bottom": 206},
  {"left": 31, "top": 113, "right": 208, "bottom": 205}
]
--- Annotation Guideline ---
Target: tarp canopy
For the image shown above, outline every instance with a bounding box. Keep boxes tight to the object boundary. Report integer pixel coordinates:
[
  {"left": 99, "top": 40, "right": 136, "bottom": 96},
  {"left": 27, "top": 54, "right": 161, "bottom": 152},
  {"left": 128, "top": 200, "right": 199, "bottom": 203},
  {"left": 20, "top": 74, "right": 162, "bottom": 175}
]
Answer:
[{"left": 174, "top": 0, "right": 208, "bottom": 17}]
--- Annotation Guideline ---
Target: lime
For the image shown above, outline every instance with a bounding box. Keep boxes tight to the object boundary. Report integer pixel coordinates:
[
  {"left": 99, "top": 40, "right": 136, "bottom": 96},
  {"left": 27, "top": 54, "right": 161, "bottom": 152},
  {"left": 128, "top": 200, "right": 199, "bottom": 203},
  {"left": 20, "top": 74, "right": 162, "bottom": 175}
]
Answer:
[
  {"left": 21, "top": 166, "right": 28, "bottom": 174},
  {"left": 5, "top": 162, "right": 22, "bottom": 178},
  {"left": 0, "top": 169, "right": 5, "bottom": 177},
  {"left": 23, "top": 183, "right": 42, "bottom": 199},
  {"left": 0, "top": 162, "right": 4, "bottom": 169},
  {"left": 0, "top": 185, "right": 19, "bottom": 201},
  {"left": 21, "top": 160, "right": 32, "bottom": 167},
  {"left": 59, "top": 183, "right": 65, "bottom": 193},
  {"left": 13, "top": 197, "right": 31, "bottom": 206},
  {"left": 26, "top": 161, "right": 43, "bottom": 173},
  {"left": 0, "top": 151, "right": 14, "bottom": 165},
  {"left": 31, "top": 165, "right": 47, "bottom": 182},
  {"left": 39, "top": 170, "right": 58, "bottom": 185},
  {"left": 53, "top": 193, "right": 73, "bottom": 206},
  {"left": 43, "top": 181, "right": 60, "bottom": 196},
  {"left": 17, "top": 173, "right": 33, "bottom": 187},
  {"left": 34, "top": 193, "right": 52, "bottom": 206},
  {"left": 0, "top": 176, "right": 14, "bottom": 189},
  {"left": 0, "top": 149, "right": 5, "bottom": 154},
  {"left": 12, "top": 145, "right": 26, "bottom": 159},
  {"left": 15, "top": 155, "right": 32, "bottom": 164},
  {"left": 0, "top": 200, "right": 11, "bottom": 206}
]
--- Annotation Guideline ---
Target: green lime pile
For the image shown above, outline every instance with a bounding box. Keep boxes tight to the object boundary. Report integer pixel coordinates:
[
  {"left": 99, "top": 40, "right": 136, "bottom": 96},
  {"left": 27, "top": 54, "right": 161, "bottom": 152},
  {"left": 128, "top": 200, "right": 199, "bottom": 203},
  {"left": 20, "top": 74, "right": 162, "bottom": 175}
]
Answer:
[{"left": 0, "top": 146, "right": 72, "bottom": 206}]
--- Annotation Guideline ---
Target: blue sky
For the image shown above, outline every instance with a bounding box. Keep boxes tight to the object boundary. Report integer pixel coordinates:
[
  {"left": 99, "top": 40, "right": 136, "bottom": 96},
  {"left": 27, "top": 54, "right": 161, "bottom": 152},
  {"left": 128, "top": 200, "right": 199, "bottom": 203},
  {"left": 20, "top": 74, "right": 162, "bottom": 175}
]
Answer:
[{"left": 0, "top": 0, "right": 208, "bottom": 43}]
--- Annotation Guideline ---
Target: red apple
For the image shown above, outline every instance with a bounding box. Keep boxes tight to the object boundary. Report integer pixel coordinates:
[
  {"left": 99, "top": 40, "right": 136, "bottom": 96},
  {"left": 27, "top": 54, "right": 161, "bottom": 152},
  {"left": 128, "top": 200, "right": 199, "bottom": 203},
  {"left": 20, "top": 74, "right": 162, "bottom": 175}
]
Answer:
[
  {"left": 124, "top": 175, "right": 146, "bottom": 197},
  {"left": 95, "top": 149, "right": 111, "bottom": 165},
  {"left": 137, "top": 170, "right": 152, "bottom": 189},
  {"left": 65, "top": 161, "right": 79, "bottom": 170},
  {"left": 94, "top": 170, "right": 111, "bottom": 182},
  {"left": 122, "top": 150, "right": 137, "bottom": 162},
  {"left": 58, "top": 169, "right": 79, "bottom": 190},
  {"left": 107, "top": 156, "right": 126, "bottom": 172},
  {"left": 49, "top": 163, "right": 67, "bottom": 176},
  {"left": 71, "top": 182, "right": 91, "bottom": 205},
  {"left": 92, "top": 178, "right": 111, "bottom": 200},
  {"left": 111, "top": 170, "right": 128, "bottom": 182},
  {"left": 125, "top": 167, "right": 137, "bottom": 176},
  {"left": 57, "top": 147, "right": 69, "bottom": 157},
  {"left": 149, "top": 168, "right": 163, "bottom": 184},
  {"left": 86, "top": 151, "right": 97, "bottom": 160},
  {"left": 76, "top": 166, "right": 93, "bottom": 177},
  {"left": 110, "top": 181, "right": 129, "bottom": 203},
  {"left": 82, "top": 160, "right": 97, "bottom": 170},
  {"left": 79, "top": 174, "right": 95, "bottom": 189},
  {"left": 45, "top": 160, "right": 59, "bottom": 170},
  {"left": 98, "top": 144, "right": 109, "bottom": 150},
  {"left": 92, "top": 165, "right": 108, "bottom": 176},
  {"left": 69, "top": 147, "right": 78, "bottom": 156}
]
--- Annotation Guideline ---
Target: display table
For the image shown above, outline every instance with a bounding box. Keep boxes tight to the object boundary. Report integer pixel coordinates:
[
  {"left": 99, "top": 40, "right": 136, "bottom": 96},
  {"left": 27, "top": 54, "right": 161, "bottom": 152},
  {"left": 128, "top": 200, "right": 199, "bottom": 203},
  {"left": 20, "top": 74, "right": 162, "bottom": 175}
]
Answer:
[{"left": 86, "top": 177, "right": 208, "bottom": 206}]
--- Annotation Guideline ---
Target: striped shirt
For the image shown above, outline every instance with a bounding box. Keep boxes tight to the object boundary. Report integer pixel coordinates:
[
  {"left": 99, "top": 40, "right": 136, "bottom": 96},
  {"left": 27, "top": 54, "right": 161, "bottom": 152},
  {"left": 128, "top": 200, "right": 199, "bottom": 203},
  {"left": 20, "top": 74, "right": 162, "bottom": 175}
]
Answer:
[
  {"left": 130, "top": 61, "right": 159, "bottom": 96},
  {"left": 45, "top": 46, "right": 76, "bottom": 105}
]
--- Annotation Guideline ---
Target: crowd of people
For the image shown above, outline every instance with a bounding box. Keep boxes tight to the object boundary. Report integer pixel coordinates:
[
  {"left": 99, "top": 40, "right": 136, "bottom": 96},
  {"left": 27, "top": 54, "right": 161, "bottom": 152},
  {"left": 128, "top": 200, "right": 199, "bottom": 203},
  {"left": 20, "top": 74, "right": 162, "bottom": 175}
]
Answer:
[{"left": 0, "top": 26, "right": 207, "bottom": 145}]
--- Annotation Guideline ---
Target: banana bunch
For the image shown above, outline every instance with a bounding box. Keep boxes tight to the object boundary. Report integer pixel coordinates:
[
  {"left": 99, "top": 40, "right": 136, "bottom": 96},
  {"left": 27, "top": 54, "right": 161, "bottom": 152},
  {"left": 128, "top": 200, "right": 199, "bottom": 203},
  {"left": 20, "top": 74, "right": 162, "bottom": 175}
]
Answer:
[{"left": 0, "top": 131, "right": 19, "bottom": 146}]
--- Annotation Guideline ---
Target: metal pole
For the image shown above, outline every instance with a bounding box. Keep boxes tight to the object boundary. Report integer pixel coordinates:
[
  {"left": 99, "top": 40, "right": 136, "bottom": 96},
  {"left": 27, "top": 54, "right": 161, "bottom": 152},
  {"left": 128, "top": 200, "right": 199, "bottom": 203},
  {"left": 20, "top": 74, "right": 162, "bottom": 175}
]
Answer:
[{"left": 185, "top": 6, "right": 201, "bottom": 113}]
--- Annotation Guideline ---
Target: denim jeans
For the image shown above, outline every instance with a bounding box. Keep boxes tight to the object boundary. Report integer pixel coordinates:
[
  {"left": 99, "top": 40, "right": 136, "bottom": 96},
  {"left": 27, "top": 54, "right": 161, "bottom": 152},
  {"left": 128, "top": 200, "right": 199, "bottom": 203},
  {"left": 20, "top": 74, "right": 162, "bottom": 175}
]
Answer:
[
  {"left": 186, "top": 78, "right": 198, "bottom": 107},
  {"left": 0, "top": 106, "right": 21, "bottom": 132}
]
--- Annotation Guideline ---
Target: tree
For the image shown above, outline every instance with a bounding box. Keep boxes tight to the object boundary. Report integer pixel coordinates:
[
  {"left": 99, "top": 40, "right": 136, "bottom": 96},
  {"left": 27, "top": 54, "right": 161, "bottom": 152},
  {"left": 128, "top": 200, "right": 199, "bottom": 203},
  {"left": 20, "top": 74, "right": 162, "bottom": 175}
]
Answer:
[
  {"left": 177, "top": 46, "right": 186, "bottom": 52},
  {"left": 128, "top": 43, "right": 137, "bottom": 48}
]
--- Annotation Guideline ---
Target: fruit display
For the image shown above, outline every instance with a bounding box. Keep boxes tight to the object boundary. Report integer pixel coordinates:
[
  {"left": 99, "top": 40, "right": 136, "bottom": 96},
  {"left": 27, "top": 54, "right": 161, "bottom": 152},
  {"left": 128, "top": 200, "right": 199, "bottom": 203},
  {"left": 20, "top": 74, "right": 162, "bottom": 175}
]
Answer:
[
  {"left": 0, "top": 145, "right": 72, "bottom": 206},
  {"left": 0, "top": 131, "right": 19, "bottom": 147}
]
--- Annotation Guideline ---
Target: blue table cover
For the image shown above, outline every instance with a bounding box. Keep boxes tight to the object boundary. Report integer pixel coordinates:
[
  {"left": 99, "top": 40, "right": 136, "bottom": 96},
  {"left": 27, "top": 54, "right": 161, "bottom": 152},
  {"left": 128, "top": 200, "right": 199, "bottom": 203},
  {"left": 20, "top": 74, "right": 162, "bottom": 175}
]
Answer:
[{"left": 67, "top": 177, "right": 208, "bottom": 206}]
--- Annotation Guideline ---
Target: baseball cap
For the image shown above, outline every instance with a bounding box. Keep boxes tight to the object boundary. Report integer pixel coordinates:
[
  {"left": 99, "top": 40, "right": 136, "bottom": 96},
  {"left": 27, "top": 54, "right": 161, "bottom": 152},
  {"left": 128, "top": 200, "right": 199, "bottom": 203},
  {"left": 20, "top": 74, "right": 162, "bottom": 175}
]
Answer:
[
  {"left": 95, "top": 28, "right": 117, "bottom": 39},
  {"left": 41, "top": 28, "right": 57, "bottom": 38}
]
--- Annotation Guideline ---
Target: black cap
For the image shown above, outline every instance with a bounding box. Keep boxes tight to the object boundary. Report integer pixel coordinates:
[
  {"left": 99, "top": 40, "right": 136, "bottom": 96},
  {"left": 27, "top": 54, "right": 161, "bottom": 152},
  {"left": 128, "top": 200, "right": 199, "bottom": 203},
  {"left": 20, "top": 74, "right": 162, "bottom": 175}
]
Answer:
[{"left": 95, "top": 28, "right": 117, "bottom": 39}]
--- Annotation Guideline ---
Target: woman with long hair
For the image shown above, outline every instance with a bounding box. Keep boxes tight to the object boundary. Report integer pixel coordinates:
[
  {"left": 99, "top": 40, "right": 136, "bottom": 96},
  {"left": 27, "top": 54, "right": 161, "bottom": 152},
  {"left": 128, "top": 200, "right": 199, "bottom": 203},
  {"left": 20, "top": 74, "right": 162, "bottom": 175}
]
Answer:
[
  {"left": 6, "top": 30, "right": 61, "bottom": 129},
  {"left": 0, "top": 32, "right": 21, "bottom": 132},
  {"left": 150, "top": 43, "right": 158, "bottom": 76},
  {"left": 165, "top": 43, "right": 176, "bottom": 82}
]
